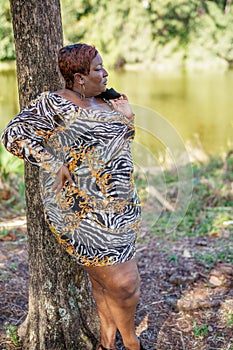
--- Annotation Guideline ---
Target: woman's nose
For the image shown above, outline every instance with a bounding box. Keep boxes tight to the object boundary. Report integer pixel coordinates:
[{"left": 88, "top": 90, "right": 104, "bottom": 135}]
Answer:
[{"left": 103, "top": 68, "right": 108, "bottom": 77}]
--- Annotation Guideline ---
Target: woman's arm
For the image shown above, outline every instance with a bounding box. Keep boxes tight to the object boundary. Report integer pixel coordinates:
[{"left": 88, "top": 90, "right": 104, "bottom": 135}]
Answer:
[{"left": 1, "top": 93, "right": 64, "bottom": 174}]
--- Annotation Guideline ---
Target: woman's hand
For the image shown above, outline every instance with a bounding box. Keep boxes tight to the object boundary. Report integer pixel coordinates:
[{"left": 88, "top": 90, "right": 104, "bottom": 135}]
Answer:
[
  {"left": 52, "top": 165, "right": 75, "bottom": 194},
  {"left": 110, "top": 94, "right": 135, "bottom": 120}
]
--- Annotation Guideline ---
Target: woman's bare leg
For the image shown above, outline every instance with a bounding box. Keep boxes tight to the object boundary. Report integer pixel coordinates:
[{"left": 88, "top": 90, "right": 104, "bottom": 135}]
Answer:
[
  {"left": 89, "top": 276, "right": 117, "bottom": 348},
  {"left": 84, "top": 259, "right": 141, "bottom": 350}
]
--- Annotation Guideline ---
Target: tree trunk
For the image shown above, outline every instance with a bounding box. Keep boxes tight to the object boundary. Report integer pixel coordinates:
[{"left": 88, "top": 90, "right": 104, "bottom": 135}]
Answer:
[
  {"left": 9, "top": 1, "right": 100, "bottom": 349},
  {"left": 224, "top": 0, "right": 232, "bottom": 14}
]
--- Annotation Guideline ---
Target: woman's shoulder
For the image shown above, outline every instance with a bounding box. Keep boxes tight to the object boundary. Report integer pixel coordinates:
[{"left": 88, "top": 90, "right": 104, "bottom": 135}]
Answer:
[
  {"left": 29, "top": 91, "right": 68, "bottom": 106},
  {"left": 27, "top": 91, "right": 76, "bottom": 117}
]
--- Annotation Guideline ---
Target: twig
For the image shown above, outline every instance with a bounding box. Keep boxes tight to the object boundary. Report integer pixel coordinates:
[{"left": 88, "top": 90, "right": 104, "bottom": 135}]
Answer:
[
  {"left": 146, "top": 185, "right": 175, "bottom": 212},
  {"left": 172, "top": 329, "right": 186, "bottom": 350},
  {"left": 136, "top": 246, "right": 148, "bottom": 253},
  {"left": 179, "top": 331, "right": 186, "bottom": 350}
]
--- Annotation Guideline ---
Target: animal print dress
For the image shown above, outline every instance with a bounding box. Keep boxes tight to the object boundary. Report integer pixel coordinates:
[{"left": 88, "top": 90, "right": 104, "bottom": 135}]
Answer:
[{"left": 2, "top": 92, "right": 141, "bottom": 266}]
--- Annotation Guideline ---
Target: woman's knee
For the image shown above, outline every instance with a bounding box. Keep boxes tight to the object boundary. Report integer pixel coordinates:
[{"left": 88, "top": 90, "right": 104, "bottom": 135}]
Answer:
[
  {"left": 85, "top": 259, "right": 141, "bottom": 301},
  {"left": 107, "top": 273, "right": 141, "bottom": 301}
]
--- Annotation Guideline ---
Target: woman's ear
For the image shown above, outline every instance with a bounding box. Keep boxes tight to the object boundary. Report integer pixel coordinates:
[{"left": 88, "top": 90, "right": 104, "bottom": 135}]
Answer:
[{"left": 74, "top": 73, "right": 84, "bottom": 85}]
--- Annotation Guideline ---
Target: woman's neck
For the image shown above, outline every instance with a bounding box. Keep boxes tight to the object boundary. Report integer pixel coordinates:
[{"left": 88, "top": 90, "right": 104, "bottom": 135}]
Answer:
[
  {"left": 65, "top": 88, "right": 108, "bottom": 109},
  {"left": 68, "top": 88, "right": 95, "bottom": 103},
  {"left": 54, "top": 88, "right": 111, "bottom": 111}
]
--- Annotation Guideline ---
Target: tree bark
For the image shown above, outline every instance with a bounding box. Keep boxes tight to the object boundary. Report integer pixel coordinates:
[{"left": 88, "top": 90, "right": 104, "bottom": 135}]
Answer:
[{"left": 9, "top": 1, "right": 100, "bottom": 349}]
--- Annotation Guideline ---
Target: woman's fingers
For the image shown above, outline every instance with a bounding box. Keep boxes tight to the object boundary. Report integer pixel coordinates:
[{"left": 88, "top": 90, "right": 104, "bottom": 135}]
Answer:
[
  {"left": 120, "top": 93, "right": 128, "bottom": 100},
  {"left": 110, "top": 95, "right": 134, "bottom": 119},
  {"left": 63, "top": 166, "right": 74, "bottom": 186},
  {"left": 54, "top": 182, "right": 63, "bottom": 195},
  {"left": 52, "top": 165, "right": 76, "bottom": 194}
]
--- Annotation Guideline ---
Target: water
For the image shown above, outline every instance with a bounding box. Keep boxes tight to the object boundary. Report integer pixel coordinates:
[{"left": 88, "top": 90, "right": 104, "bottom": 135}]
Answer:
[
  {"left": 0, "top": 69, "right": 19, "bottom": 130},
  {"left": 108, "top": 69, "right": 233, "bottom": 156},
  {"left": 0, "top": 68, "right": 232, "bottom": 156}
]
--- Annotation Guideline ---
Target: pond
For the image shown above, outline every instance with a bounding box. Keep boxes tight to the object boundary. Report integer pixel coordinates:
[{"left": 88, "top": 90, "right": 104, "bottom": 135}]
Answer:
[{"left": 0, "top": 67, "right": 232, "bottom": 158}]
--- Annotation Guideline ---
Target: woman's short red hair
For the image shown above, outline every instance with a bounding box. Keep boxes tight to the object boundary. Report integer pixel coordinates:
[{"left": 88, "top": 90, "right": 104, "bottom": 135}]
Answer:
[{"left": 58, "top": 43, "right": 98, "bottom": 89}]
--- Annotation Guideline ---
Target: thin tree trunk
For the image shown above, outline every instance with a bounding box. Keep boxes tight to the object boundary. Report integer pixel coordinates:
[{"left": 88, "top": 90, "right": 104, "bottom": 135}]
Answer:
[
  {"left": 9, "top": 1, "right": 99, "bottom": 349},
  {"left": 225, "top": 0, "right": 232, "bottom": 14}
]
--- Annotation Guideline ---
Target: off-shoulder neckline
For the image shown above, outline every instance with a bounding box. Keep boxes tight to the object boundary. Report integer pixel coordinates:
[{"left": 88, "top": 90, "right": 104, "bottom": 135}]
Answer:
[{"left": 47, "top": 91, "right": 117, "bottom": 115}]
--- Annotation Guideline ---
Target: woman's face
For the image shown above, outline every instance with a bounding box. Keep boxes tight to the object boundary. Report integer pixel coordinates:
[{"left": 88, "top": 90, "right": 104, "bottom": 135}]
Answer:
[{"left": 82, "top": 53, "right": 108, "bottom": 97}]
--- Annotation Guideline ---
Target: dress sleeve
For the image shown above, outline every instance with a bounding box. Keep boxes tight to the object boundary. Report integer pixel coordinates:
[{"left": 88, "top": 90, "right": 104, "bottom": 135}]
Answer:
[{"left": 1, "top": 93, "right": 64, "bottom": 174}]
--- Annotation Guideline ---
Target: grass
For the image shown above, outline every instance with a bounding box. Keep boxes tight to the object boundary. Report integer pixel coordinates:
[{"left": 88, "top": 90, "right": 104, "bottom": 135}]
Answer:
[
  {"left": 10, "top": 262, "right": 18, "bottom": 272},
  {"left": 0, "top": 147, "right": 232, "bottom": 350},
  {"left": 0, "top": 227, "right": 10, "bottom": 239},
  {"left": 0, "top": 270, "right": 9, "bottom": 281},
  {"left": 167, "top": 254, "right": 179, "bottom": 263},
  {"left": 193, "top": 322, "right": 209, "bottom": 338},
  {"left": 135, "top": 154, "right": 233, "bottom": 239},
  {"left": 194, "top": 247, "right": 233, "bottom": 269},
  {"left": 0, "top": 144, "right": 25, "bottom": 214},
  {"left": 0, "top": 144, "right": 24, "bottom": 180},
  {"left": 226, "top": 313, "right": 233, "bottom": 327},
  {"left": 3, "top": 325, "right": 20, "bottom": 346}
]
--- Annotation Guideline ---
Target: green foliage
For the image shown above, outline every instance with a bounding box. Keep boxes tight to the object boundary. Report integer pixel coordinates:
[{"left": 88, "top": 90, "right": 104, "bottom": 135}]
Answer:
[
  {"left": 0, "top": 270, "right": 9, "bottom": 281},
  {"left": 226, "top": 312, "right": 233, "bottom": 327},
  {"left": 0, "top": 227, "right": 10, "bottom": 239},
  {"left": 1, "top": 0, "right": 233, "bottom": 68},
  {"left": 194, "top": 247, "right": 233, "bottom": 269},
  {"left": 167, "top": 253, "right": 179, "bottom": 263},
  {"left": 0, "top": 143, "right": 24, "bottom": 180},
  {"left": 187, "top": 1, "right": 233, "bottom": 66},
  {"left": 0, "top": 144, "right": 25, "bottom": 211},
  {"left": 60, "top": 0, "right": 233, "bottom": 68},
  {"left": 0, "top": 0, "right": 15, "bottom": 60},
  {"left": 193, "top": 322, "right": 209, "bottom": 337},
  {"left": 137, "top": 155, "right": 233, "bottom": 240},
  {"left": 176, "top": 156, "right": 233, "bottom": 236},
  {"left": 4, "top": 325, "right": 20, "bottom": 346},
  {"left": 10, "top": 262, "right": 18, "bottom": 272}
]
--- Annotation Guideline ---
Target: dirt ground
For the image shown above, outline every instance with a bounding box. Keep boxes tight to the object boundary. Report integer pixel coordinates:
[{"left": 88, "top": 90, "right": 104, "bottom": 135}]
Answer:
[{"left": 0, "top": 216, "right": 232, "bottom": 350}]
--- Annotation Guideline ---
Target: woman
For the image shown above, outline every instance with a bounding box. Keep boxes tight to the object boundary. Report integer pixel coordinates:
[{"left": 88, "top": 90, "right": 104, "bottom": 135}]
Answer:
[{"left": 1, "top": 43, "right": 144, "bottom": 350}]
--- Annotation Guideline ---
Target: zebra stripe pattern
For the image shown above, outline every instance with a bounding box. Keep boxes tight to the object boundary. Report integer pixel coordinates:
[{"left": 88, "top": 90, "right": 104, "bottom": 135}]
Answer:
[{"left": 2, "top": 92, "right": 141, "bottom": 266}]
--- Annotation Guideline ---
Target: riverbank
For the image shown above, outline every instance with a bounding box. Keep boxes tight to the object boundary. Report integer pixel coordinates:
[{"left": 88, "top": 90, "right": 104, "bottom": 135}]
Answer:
[
  {"left": 0, "top": 57, "right": 231, "bottom": 73},
  {"left": 0, "top": 151, "right": 232, "bottom": 349},
  {"left": 0, "top": 61, "right": 16, "bottom": 72},
  {"left": 1, "top": 65, "right": 233, "bottom": 159}
]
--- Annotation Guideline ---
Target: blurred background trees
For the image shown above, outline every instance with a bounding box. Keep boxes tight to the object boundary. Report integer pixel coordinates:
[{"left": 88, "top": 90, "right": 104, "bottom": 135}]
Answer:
[
  {"left": 1, "top": 0, "right": 233, "bottom": 69},
  {"left": 0, "top": 0, "right": 15, "bottom": 60}
]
